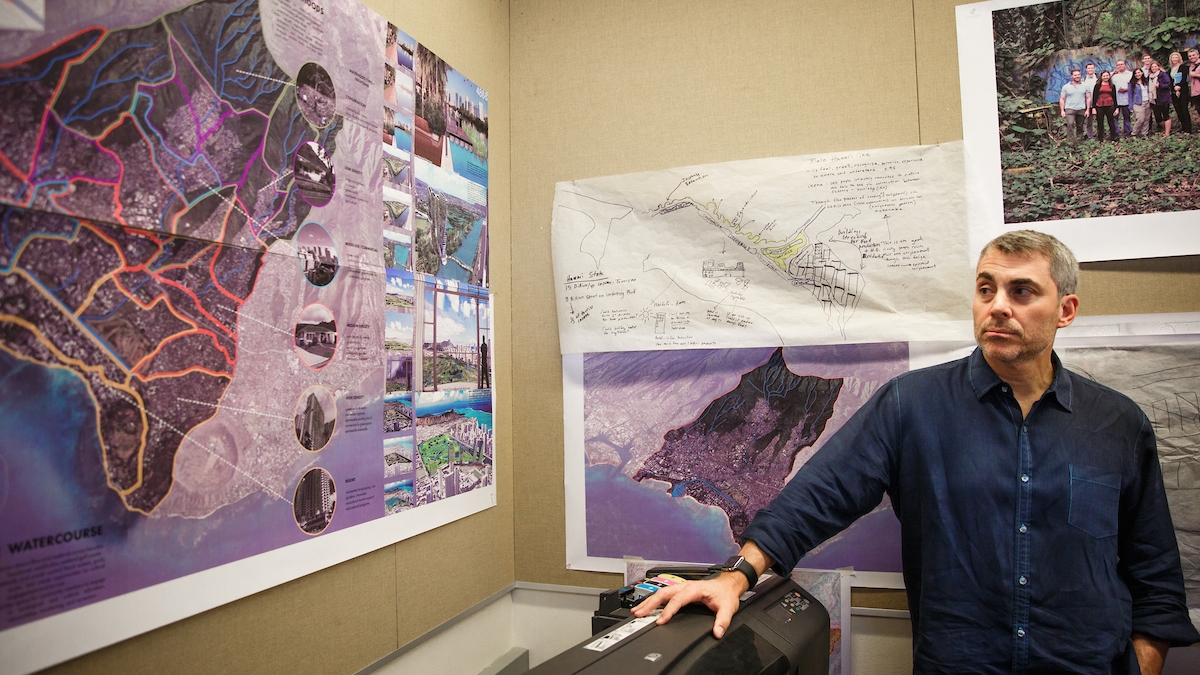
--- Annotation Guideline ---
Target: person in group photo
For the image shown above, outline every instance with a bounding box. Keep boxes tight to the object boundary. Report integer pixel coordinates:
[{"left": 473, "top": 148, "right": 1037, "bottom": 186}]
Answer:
[
  {"left": 1083, "top": 61, "right": 1099, "bottom": 138},
  {"left": 1151, "top": 59, "right": 1174, "bottom": 136},
  {"left": 1130, "top": 65, "right": 1152, "bottom": 137},
  {"left": 1140, "top": 52, "right": 1159, "bottom": 133},
  {"left": 1059, "top": 67, "right": 1091, "bottom": 142},
  {"left": 1092, "top": 69, "right": 1119, "bottom": 141},
  {"left": 1189, "top": 48, "right": 1200, "bottom": 124},
  {"left": 1168, "top": 51, "right": 1193, "bottom": 133},
  {"left": 1111, "top": 59, "right": 1133, "bottom": 136}
]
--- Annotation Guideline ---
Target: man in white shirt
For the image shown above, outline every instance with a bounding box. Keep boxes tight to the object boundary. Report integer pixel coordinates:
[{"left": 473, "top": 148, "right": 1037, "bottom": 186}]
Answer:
[
  {"left": 1111, "top": 59, "right": 1133, "bottom": 136},
  {"left": 1059, "top": 68, "right": 1091, "bottom": 142}
]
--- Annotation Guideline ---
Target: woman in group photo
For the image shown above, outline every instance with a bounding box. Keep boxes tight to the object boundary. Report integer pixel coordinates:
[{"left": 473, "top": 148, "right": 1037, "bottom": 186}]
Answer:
[{"left": 1150, "top": 59, "right": 1174, "bottom": 136}]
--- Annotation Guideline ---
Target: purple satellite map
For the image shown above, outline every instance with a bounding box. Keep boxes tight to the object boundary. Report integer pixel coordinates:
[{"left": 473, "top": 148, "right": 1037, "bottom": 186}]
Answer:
[{"left": 583, "top": 343, "right": 907, "bottom": 571}]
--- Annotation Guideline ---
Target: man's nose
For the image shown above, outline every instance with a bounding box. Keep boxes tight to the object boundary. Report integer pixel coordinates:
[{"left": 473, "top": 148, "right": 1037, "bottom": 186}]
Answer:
[{"left": 990, "top": 291, "right": 1014, "bottom": 318}]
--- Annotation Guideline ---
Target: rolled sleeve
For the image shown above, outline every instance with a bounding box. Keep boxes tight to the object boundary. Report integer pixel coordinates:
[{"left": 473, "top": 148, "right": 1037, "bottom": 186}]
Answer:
[
  {"left": 1119, "top": 416, "right": 1200, "bottom": 646},
  {"left": 741, "top": 378, "right": 900, "bottom": 574}
]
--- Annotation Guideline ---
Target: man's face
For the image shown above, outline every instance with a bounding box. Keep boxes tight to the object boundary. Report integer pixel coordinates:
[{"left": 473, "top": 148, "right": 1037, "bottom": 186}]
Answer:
[
  {"left": 1071, "top": 70, "right": 1081, "bottom": 83},
  {"left": 1191, "top": 51, "right": 1199, "bottom": 64},
  {"left": 1086, "top": 64, "right": 1095, "bottom": 76},
  {"left": 1143, "top": 55, "right": 1153, "bottom": 67},
  {"left": 1116, "top": 61, "right": 1126, "bottom": 73},
  {"left": 973, "top": 251, "right": 1075, "bottom": 367}
]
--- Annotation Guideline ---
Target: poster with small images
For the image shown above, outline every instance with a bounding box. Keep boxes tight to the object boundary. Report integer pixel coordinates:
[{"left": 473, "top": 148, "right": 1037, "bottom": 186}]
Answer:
[{"left": 380, "top": 23, "right": 494, "bottom": 519}]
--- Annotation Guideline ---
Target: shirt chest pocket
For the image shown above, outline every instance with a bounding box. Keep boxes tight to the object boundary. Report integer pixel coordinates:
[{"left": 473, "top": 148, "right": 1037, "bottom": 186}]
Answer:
[{"left": 1068, "top": 464, "right": 1120, "bottom": 538}]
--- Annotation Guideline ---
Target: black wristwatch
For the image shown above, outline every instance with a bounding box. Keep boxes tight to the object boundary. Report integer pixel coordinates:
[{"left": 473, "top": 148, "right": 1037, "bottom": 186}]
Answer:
[{"left": 719, "top": 554, "right": 758, "bottom": 590}]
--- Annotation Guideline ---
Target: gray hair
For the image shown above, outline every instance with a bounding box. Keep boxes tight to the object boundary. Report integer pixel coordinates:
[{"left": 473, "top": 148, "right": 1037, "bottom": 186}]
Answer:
[{"left": 979, "top": 230, "right": 1079, "bottom": 296}]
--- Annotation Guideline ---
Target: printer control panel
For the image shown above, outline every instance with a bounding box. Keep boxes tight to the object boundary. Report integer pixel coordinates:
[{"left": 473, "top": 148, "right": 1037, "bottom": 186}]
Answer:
[{"left": 766, "top": 590, "right": 812, "bottom": 624}]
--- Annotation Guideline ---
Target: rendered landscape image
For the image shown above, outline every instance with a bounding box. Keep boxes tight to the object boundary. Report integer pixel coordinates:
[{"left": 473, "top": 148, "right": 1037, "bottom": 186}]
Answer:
[{"left": 632, "top": 348, "right": 843, "bottom": 537}]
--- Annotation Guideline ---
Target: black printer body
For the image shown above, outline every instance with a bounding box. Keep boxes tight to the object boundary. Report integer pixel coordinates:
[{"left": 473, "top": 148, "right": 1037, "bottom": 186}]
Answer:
[{"left": 529, "top": 569, "right": 830, "bottom": 675}]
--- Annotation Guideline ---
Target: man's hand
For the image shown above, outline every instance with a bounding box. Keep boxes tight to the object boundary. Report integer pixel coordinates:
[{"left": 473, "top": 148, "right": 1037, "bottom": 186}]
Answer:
[
  {"left": 1132, "top": 633, "right": 1168, "bottom": 675},
  {"left": 631, "top": 571, "right": 748, "bottom": 639},
  {"left": 631, "top": 541, "right": 774, "bottom": 639}
]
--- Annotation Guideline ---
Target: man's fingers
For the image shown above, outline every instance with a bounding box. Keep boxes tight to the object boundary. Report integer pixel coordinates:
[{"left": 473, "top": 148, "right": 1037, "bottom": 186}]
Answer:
[
  {"left": 657, "top": 588, "right": 695, "bottom": 624},
  {"left": 631, "top": 586, "right": 675, "bottom": 616},
  {"left": 712, "top": 600, "right": 736, "bottom": 639}
]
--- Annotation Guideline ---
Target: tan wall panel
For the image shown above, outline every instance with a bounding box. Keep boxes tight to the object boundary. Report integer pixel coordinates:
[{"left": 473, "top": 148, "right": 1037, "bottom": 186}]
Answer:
[
  {"left": 46, "top": 547, "right": 397, "bottom": 675},
  {"left": 44, "top": 0, "right": 515, "bottom": 672},
  {"left": 914, "top": 0, "right": 967, "bottom": 143},
  {"left": 510, "top": 0, "right": 924, "bottom": 587}
]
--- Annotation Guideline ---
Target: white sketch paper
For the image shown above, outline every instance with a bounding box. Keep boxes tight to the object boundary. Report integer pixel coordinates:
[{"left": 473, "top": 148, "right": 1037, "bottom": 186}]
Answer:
[{"left": 551, "top": 143, "right": 974, "bottom": 354}]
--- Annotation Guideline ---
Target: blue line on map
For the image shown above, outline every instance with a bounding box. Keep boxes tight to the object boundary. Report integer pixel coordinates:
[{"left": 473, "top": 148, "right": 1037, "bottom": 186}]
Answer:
[
  {"left": 62, "top": 44, "right": 166, "bottom": 125},
  {"left": 0, "top": 39, "right": 98, "bottom": 87},
  {"left": 0, "top": 216, "right": 79, "bottom": 275},
  {"left": 149, "top": 240, "right": 174, "bottom": 271},
  {"left": 20, "top": 270, "right": 131, "bottom": 370},
  {"left": 47, "top": 268, "right": 82, "bottom": 293},
  {"left": 25, "top": 182, "right": 71, "bottom": 207},
  {"left": 176, "top": 22, "right": 214, "bottom": 82},
  {"left": 671, "top": 479, "right": 738, "bottom": 507},
  {"left": 215, "top": 247, "right": 249, "bottom": 285},
  {"left": 157, "top": 193, "right": 179, "bottom": 230},
  {"left": 31, "top": 124, "right": 64, "bottom": 180},
  {"left": 79, "top": 292, "right": 133, "bottom": 322}
]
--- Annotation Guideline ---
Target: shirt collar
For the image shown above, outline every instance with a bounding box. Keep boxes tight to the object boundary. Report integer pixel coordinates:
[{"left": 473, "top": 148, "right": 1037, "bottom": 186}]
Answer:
[{"left": 967, "top": 347, "right": 1074, "bottom": 412}]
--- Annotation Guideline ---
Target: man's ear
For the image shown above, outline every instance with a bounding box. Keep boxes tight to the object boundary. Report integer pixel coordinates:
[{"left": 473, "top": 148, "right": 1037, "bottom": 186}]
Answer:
[{"left": 1057, "top": 294, "right": 1079, "bottom": 329}]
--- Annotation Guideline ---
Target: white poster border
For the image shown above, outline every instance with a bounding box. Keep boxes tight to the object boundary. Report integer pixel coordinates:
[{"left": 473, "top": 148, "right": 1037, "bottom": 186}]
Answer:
[
  {"left": 0, "top": 486, "right": 496, "bottom": 675},
  {"left": 957, "top": 0, "right": 1200, "bottom": 263}
]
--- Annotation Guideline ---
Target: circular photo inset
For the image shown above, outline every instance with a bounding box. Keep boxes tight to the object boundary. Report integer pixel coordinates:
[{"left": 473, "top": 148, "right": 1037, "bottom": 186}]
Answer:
[
  {"left": 296, "top": 62, "right": 336, "bottom": 128},
  {"left": 292, "top": 467, "right": 336, "bottom": 535},
  {"left": 293, "top": 303, "right": 337, "bottom": 370},
  {"left": 294, "top": 385, "right": 337, "bottom": 452},
  {"left": 296, "top": 221, "right": 339, "bottom": 286},
  {"left": 293, "top": 141, "right": 336, "bottom": 208}
]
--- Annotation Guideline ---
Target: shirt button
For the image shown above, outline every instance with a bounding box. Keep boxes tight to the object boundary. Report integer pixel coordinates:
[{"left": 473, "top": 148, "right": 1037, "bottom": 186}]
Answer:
[
  {"left": 1019, "top": 524, "right": 1028, "bottom": 533},
  {"left": 1021, "top": 474, "right": 1030, "bottom": 483},
  {"left": 1017, "top": 628, "right": 1026, "bottom": 638},
  {"left": 1001, "top": 385, "right": 1009, "bottom": 392},
  {"left": 1019, "top": 575, "right": 1028, "bottom": 585},
  {"left": 1022, "top": 425, "right": 1028, "bottom": 433}
]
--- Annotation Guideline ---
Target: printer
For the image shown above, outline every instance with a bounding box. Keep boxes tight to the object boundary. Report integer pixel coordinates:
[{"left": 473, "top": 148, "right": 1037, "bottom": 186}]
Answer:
[{"left": 529, "top": 566, "right": 830, "bottom": 675}]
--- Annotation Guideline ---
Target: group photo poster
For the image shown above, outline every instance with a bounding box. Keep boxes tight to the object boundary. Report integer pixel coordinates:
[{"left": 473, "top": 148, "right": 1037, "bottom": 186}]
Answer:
[{"left": 958, "top": 0, "right": 1200, "bottom": 261}]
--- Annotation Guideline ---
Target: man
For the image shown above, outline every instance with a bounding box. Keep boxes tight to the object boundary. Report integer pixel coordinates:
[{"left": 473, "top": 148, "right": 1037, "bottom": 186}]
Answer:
[
  {"left": 1083, "top": 62, "right": 1098, "bottom": 139},
  {"left": 1189, "top": 49, "right": 1200, "bottom": 124},
  {"left": 634, "top": 231, "right": 1199, "bottom": 674},
  {"left": 1112, "top": 59, "right": 1133, "bottom": 136},
  {"left": 1059, "top": 69, "right": 1091, "bottom": 142},
  {"left": 1141, "top": 53, "right": 1157, "bottom": 133}
]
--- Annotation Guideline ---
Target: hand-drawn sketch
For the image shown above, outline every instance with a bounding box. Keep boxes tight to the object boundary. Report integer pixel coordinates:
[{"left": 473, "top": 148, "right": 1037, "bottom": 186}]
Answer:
[{"left": 552, "top": 143, "right": 973, "bottom": 354}]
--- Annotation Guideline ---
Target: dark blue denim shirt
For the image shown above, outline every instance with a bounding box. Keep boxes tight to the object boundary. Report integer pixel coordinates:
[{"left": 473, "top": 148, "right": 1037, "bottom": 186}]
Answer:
[{"left": 742, "top": 348, "right": 1198, "bottom": 674}]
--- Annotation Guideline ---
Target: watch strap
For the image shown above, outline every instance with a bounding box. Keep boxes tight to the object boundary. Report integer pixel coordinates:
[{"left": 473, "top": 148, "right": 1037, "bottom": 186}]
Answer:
[{"left": 720, "top": 555, "right": 758, "bottom": 590}]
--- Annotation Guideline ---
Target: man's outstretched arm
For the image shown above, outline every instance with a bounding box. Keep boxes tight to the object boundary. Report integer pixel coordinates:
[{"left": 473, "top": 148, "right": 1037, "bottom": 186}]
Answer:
[{"left": 630, "top": 541, "right": 774, "bottom": 639}]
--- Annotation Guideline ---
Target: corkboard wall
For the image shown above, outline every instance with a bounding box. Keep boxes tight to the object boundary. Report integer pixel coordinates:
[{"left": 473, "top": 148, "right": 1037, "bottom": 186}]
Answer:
[
  {"left": 44, "top": 1, "right": 514, "bottom": 674},
  {"left": 508, "top": 0, "right": 1200, "bottom": 591}
]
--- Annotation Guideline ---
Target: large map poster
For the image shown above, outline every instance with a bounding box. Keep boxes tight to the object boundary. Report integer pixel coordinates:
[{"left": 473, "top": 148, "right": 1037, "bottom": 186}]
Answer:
[
  {"left": 0, "top": 2, "right": 493, "bottom": 673},
  {"left": 564, "top": 343, "right": 908, "bottom": 574}
]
